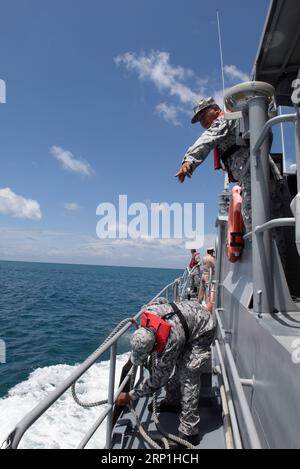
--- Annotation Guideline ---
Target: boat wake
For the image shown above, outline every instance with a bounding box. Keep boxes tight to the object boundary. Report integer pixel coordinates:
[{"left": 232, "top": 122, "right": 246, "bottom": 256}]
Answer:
[{"left": 0, "top": 353, "right": 130, "bottom": 449}]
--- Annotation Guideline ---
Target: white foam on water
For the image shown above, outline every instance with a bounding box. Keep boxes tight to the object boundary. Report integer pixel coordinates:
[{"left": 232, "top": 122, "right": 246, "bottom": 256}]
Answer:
[{"left": 0, "top": 353, "right": 131, "bottom": 449}]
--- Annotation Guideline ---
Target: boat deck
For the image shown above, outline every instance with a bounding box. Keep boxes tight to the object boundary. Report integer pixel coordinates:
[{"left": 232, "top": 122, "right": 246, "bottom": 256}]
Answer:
[
  {"left": 112, "top": 396, "right": 225, "bottom": 450},
  {"left": 111, "top": 354, "right": 226, "bottom": 450}
]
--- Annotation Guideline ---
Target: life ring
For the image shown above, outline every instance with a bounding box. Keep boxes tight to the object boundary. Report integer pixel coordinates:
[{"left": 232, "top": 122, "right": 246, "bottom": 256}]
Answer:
[{"left": 226, "top": 186, "right": 245, "bottom": 263}]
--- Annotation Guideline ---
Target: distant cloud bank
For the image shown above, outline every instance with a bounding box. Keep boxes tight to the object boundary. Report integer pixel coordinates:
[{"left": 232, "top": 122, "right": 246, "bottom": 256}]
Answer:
[{"left": 0, "top": 226, "right": 216, "bottom": 269}]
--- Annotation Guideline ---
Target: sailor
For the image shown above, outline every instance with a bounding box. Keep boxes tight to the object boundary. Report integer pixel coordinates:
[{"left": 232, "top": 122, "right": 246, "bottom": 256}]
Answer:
[
  {"left": 175, "top": 97, "right": 253, "bottom": 233},
  {"left": 198, "top": 248, "right": 216, "bottom": 304},
  {"left": 176, "top": 97, "right": 251, "bottom": 232},
  {"left": 189, "top": 249, "right": 201, "bottom": 294},
  {"left": 116, "top": 298, "right": 215, "bottom": 446},
  {"left": 176, "top": 96, "right": 286, "bottom": 260}
]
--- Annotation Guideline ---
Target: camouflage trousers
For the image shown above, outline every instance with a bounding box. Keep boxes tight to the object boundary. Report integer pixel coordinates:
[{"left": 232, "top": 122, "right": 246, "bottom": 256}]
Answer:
[
  {"left": 190, "top": 272, "right": 200, "bottom": 293},
  {"left": 164, "top": 330, "right": 215, "bottom": 436}
]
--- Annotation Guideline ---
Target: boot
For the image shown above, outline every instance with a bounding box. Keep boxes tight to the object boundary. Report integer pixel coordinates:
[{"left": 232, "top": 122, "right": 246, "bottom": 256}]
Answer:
[
  {"left": 177, "top": 432, "right": 200, "bottom": 447},
  {"left": 148, "top": 400, "right": 181, "bottom": 413}
]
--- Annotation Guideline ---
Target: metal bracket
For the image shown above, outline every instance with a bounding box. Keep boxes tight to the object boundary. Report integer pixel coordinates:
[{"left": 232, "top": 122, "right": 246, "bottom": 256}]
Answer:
[
  {"left": 240, "top": 378, "right": 255, "bottom": 388},
  {"left": 225, "top": 111, "right": 243, "bottom": 121}
]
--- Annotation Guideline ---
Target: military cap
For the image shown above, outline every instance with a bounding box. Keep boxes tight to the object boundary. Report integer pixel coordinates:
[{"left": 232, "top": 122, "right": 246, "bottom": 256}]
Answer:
[
  {"left": 130, "top": 327, "right": 156, "bottom": 366},
  {"left": 191, "top": 97, "right": 216, "bottom": 124}
]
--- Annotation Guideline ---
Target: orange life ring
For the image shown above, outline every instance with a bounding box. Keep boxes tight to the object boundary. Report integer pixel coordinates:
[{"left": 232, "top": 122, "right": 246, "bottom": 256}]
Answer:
[{"left": 226, "top": 186, "right": 245, "bottom": 263}]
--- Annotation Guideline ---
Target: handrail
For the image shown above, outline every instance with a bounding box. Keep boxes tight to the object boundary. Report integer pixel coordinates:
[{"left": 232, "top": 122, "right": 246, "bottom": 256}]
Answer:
[
  {"left": 244, "top": 217, "right": 296, "bottom": 240},
  {"left": 3, "top": 278, "right": 181, "bottom": 450},
  {"left": 214, "top": 340, "right": 243, "bottom": 449},
  {"left": 252, "top": 113, "right": 298, "bottom": 156},
  {"left": 255, "top": 218, "right": 295, "bottom": 235},
  {"left": 178, "top": 265, "right": 201, "bottom": 300},
  {"left": 78, "top": 368, "right": 135, "bottom": 449},
  {"left": 215, "top": 309, "right": 262, "bottom": 449}
]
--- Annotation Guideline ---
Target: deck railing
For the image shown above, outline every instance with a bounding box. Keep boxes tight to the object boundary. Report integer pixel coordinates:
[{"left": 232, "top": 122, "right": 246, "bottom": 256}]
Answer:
[{"left": 2, "top": 276, "right": 182, "bottom": 450}]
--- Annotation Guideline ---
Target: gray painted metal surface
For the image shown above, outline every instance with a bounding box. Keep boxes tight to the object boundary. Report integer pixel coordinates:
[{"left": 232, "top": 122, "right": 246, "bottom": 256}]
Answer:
[
  {"left": 249, "top": 96, "right": 273, "bottom": 315},
  {"left": 252, "top": 0, "right": 300, "bottom": 106}
]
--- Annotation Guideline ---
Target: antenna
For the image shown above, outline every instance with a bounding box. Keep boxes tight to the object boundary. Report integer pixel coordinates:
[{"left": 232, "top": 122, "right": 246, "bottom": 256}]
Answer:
[
  {"left": 279, "top": 107, "right": 287, "bottom": 173},
  {"left": 216, "top": 10, "right": 225, "bottom": 108},
  {"left": 216, "top": 10, "right": 229, "bottom": 190}
]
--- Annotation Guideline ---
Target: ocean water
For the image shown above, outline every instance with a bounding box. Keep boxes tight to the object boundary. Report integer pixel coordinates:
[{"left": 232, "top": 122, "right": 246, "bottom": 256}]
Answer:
[{"left": 0, "top": 260, "right": 181, "bottom": 448}]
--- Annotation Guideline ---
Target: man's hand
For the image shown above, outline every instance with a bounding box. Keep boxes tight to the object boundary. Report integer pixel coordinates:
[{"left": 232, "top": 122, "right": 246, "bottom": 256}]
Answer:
[
  {"left": 116, "top": 392, "right": 132, "bottom": 406},
  {"left": 175, "top": 163, "right": 192, "bottom": 183}
]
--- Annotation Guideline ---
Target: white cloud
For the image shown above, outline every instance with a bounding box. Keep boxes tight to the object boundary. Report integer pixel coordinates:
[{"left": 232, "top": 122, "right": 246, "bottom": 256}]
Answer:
[
  {"left": 64, "top": 202, "right": 80, "bottom": 211},
  {"left": 155, "top": 103, "right": 182, "bottom": 126},
  {"left": 0, "top": 188, "right": 42, "bottom": 220},
  {"left": 224, "top": 65, "right": 249, "bottom": 83},
  {"left": 115, "top": 50, "right": 202, "bottom": 105},
  {"left": 115, "top": 50, "right": 250, "bottom": 126},
  {"left": 50, "top": 146, "right": 93, "bottom": 176},
  {"left": 289, "top": 163, "right": 296, "bottom": 172},
  {"left": 0, "top": 79, "right": 6, "bottom": 104}
]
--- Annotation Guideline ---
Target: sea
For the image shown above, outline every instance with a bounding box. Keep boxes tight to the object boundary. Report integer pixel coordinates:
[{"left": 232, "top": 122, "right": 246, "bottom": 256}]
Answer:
[{"left": 0, "top": 260, "right": 182, "bottom": 449}]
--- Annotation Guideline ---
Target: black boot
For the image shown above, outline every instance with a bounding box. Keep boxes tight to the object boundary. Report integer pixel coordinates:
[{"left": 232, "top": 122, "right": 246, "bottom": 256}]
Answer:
[
  {"left": 148, "top": 400, "right": 181, "bottom": 413},
  {"left": 177, "top": 432, "right": 200, "bottom": 447}
]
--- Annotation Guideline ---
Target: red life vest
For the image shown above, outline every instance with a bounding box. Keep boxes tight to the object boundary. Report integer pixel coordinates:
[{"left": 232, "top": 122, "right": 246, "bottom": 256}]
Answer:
[
  {"left": 213, "top": 111, "right": 225, "bottom": 171},
  {"left": 140, "top": 311, "right": 172, "bottom": 353},
  {"left": 189, "top": 252, "right": 200, "bottom": 269}
]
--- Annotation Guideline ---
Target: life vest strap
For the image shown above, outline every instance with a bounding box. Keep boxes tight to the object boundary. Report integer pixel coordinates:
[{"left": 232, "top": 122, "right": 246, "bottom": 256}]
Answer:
[
  {"left": 214, "top": 141, "right": 250, "bottom": 183},
  {"left": 162, "top": 303, "right": 190, "bottom": 344},
  {"left": 230, "top": 231, "right": 245, "bottom": 248}
]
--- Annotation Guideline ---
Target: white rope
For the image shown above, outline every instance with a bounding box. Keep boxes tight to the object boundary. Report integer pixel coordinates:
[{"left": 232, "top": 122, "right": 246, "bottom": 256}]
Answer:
[{"left": 71, "top": 317, "right": 138, "bottom": 408}]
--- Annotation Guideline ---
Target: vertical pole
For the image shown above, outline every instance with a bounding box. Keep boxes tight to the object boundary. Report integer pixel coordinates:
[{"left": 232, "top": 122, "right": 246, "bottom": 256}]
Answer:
[
  {"left": 214, "top": 226, "right": 221, "bottom": 309},
  {"left": 173, "top": 279, "right": 179, "bottom": 302},
  {"left": 216, "top": 10, "right": 230, "bottom": 193},
  {"left": 106, "top": 343, "right": 117, "bottom": 449},
  {"left": 249, "top": 97, "right": 273, "bottom": 314},
  {"left": 295, "top": 108, "right": 300, "bottom": 192},
  {"left": 216, "top": 10, "right": 225, "bottom": 108},
  {"left": 280, "top": 107, "right": 287, "bottom": 174},
  {"left": 215, "top": 191, "right": 229, "bottom": 309}
]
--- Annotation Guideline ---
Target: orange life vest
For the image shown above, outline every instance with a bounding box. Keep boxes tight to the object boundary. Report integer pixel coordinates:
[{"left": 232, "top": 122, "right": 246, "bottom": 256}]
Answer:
[{"left": 140, "top": 312, "right": 172, "bottom": 353}]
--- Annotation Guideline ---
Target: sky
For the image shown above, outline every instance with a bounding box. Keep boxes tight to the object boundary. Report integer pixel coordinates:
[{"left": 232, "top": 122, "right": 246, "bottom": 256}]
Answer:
[{"left": 0, "top": 0, "right": 292, "bottom": 269}]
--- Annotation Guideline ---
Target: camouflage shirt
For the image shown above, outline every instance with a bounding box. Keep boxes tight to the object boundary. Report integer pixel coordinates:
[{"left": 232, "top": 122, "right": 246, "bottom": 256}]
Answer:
[
  {"left": 129, "top": 301, "right": 215, "bottom": 400},
  {"left": 182, "top": 114, "right": 250, "bottom": 183}
]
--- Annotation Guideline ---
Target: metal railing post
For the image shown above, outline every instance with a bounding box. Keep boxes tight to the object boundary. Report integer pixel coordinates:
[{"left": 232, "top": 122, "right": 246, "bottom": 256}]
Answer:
[
  {"left": 105, "top": 343, "right": 117, "bottom": 449},
  {"left": 173, "top": 279, "right": 179, "bottom": 302},
  {"left": 295, "top": 109, "right": 300, "bottom": 192},
  {"left": 249, "top": 96, "right": 273, "bottom": 314}
]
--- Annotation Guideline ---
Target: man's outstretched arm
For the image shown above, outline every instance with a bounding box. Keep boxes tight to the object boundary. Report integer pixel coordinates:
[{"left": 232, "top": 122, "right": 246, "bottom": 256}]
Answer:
[{"left": 176, "top": 116, "right": 231, "bottom": 183}]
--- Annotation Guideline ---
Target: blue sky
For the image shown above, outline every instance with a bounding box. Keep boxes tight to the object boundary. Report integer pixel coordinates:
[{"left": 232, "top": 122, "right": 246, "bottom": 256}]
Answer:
[{"left": 0, "top": 0, "right": 290, "bottom": 268}]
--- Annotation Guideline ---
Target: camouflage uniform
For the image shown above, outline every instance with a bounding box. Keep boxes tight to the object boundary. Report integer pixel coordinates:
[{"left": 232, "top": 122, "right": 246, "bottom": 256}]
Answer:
[
  {"left": 190, "top": 252, "right": 201, "bottom": 293},
  {"left": 129, "top": 300, "right": 215, "bottom": 436},
  {"left": 182, "top": 113, "right": 253, "bottom": 233}
]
